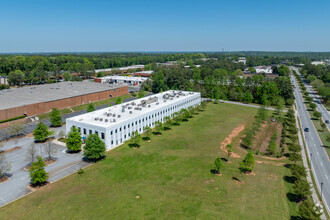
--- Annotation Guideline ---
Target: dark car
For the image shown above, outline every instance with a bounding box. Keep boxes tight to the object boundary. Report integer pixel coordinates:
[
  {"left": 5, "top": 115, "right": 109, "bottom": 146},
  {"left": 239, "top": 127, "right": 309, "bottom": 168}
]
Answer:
[
  {"left": 304, "top": 128, "right": 309, "bottom": 132},
  {"left": 325, "top": 120, "right": 329, "bottom": 124}
]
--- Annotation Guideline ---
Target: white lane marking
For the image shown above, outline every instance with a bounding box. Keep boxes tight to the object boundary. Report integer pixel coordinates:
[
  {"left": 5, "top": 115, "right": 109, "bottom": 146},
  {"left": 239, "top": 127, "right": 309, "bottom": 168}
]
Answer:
[
  {"left": 326, "top": 175, "right": 329, "bottom": 180},
  {"left": 311, "top": 136, "right": 313, "bottom": 140},
  {"left": 320, "top": 162, "right": 323, "bottom": 167},
  {"left": 317, "top": 152, "right": 319, "bottom": 156}
]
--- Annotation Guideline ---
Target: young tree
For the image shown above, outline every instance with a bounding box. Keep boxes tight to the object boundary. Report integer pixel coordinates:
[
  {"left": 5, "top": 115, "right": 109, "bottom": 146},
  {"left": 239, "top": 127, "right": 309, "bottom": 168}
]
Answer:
[
  {"left": 9, "top": 122, "right": 26, "bottom": 138},
  {"left": 163, "top": 116, "right": 173, "bottom": 129},
  {"left": 226, "top": 144, "right": 233, "bottom": 159},
  {"left": 201, "top": 101, "right": 207, "bottom": 110},
  {"left": 239, "top": 151, "right": 255, "bottom": 173},
  {"left": 87, "top": 103, "right": 95, "bottom": 112},
  {"left": 143, "top": 126, "right": 152, "bottom": 140},
  {"left": 293, "top": 178, "right": 312, "bottom": 202},
  {"left": 49, "top": 108, "right": 62, "bottom": 127},
  {"left": 66, "top": 127, "right": 82, "bottom": 152},
  {"left": 267, "top": 141, "right": 277, "bottom": 155},
  {"left": 321, "top": 121, "right": 326, "bottom": 132},
  {"left": 138, "top": 90, "right": 147, "bottom": 98},
  {"left": 155, "top": 121, "right": 163, "bottom": 135},
  {"left": 0, "top": 144, "right": 11, "bottom": 178},
  {"left": 43, "top": 142, "right": 58, "bottom": 160},
  {"left": 298, "top": 199, "right": 322, "bottom": 220},
  {"left": 309, "top": 103, "right": 317, "bottom": 111},
  {"left": 25, "top": 143, "right": 38, "bottom": 165},
  {"left": 290, "top": 164, "right": 307, "bottom": 179},
  {"left": 29, "top": 156, "right": 48, "bottom": 186},
  {"left": 83, "top": 134, "right": 106, "bottom": 161},
  {"left": 115, "top": 97, "right": 123, "bottom": 105},
  {"left": 289, "top": 153, "right": 301, "bottom": 164},
  {"left": 33, "top": 122, "right": 55, "bottom": 142},
  {"left": 130, "top": 131, "right": 142, "bottom": 148},
  {"left": 213, "top": 157, "right": 224, "bottom": 174},
  {"left": 313, "top": 111, "right": 322, "bottom": 120}
]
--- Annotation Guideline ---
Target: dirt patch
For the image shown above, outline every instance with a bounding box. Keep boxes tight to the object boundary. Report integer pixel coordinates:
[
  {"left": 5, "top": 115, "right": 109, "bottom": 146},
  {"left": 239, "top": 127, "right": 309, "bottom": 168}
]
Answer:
[
  {"left": 255, "top": 160, "right": 286, "bottom": 166},
  {"left": 27, "top": 182, "right": 49, "bottom": 192},
  {"left": 244, "top": 171, "right": 256, "bottom": 176},
  {"left": 44, "top": 159, "right": 56, "bottom": 166},
  {"left": 0, "top": 176, "right": 9, "bottom": 183},
  {"left": 146, "top": 140, "right": 151, "bottom": 143},
  {"left": 258, "top": 155, "right": 286, "bottom": 161},
  {"left": 216, "top": 173, "right": 223, "bottom": 176},
  {"left": 25, "top": 133, "right": 34, "bottom": 137},
  {"left": 0, "top": 146, "right": 22, "bottom": 154},
  {"left": 267, "top": 174, "right": 278, "bottom": 180},
  {"left": 220, "top": 124, "right": 245, "bottom": 158},
  {"left": 251, "top": 121, "right": 282, "bottom": 154}
]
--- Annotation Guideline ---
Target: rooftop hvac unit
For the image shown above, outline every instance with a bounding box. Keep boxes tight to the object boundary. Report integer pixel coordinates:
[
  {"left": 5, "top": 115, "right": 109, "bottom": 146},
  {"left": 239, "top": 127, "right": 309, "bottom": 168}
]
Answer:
[
  {"left": 170, "top": 98, "right": 173, "bottom": 100},
  {"left": 113, "top": 119, "right": 116, "bottom": 122},
  {"left": 118, "top": 115, "right": 121, "bottom": 118},
  {"left": 164, "top": 100, "right": 167, "bottom": 102},
  {"left": 156, "top": 102, "right": 159, "bottom": 105},
  {"left": 129, "top": 111, "right": 133, "bottom": 114},
  {"left": 128, "top": 106, "right": 132, "bottom": 110},
  {"left": 148, "top": 105, "right": 151, "bottom": 107},
  {"left": 113, "top": 114, "right": 116, "bottom": 117},
  {"left": 142, "top": 104, "right": 146, "bottom": 107},
  {"left": 105, "top": 119, "right": 108, "bottom": 122},
  {"left": 100, "top": 118, "right": 103, "bottom": 122},
  {"left": 94, "top": 117, "right": 99, "bottom": 121},
  {"left": 132, "top": 102, "right": 136, "bottom": 106},
  {"left": 134, "top": 107, "right": 139, "bottom": 110}
]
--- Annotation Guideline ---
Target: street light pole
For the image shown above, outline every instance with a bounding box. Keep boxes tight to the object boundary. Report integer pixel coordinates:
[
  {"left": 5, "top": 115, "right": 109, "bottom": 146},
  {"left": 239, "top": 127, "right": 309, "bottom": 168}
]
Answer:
[{"left": 321, "top": 182, "right": 323, "bottom": 200}]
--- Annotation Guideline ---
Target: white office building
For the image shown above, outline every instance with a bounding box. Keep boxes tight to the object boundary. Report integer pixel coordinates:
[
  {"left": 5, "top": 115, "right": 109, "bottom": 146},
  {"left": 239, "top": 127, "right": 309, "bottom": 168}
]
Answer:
[
  {"left": 66, "top": 90, "right": 201, "bottom": 150},
  {"left": 97, "top": 75, "right": 149, "bottom": 86}
]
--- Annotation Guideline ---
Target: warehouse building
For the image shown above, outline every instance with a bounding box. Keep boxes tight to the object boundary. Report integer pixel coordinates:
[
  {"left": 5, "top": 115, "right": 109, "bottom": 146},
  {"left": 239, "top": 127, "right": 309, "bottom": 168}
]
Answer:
[
  {"left": 66, "top": 90, "right": 201, "bottom": 150},
  {"left": 94, "top": 65, "right": 145, "bottom": 74},
  {"left": 0, "top": 82, "right": 128, "bottom": 121},
  {"left": 94, "top": 75, "right": 149, "bottom": 86}
]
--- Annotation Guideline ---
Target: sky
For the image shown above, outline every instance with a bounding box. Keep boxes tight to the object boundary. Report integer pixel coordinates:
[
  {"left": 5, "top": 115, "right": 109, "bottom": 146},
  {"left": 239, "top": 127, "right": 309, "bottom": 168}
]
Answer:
[{"left": 0, "top": 0, "right": 329, "bottom": 53}]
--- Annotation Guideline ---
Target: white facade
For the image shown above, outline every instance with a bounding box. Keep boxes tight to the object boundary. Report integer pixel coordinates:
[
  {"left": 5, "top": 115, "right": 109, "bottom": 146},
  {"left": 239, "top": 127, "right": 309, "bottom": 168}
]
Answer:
[
  {"left": 255, "top": 65, "right": 273, "bottom": 74},
  {"left": 0, "top": 76, "right": 8, "bottom": 85},
  {"left": 94, "top": 65, "right": 145, "bottom": 73},
  {"left": 98, "top": 75, "right": 149, "bottom": 85},
  {"left": 311, "top": 61, "right": 325, "bottom": 66},
  {"left": 66, "top": 90, "right": 201, "bottom": 150}
]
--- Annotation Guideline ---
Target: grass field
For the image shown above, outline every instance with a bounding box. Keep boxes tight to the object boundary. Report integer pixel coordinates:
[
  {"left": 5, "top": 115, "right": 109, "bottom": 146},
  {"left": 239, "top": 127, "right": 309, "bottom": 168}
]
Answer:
[{"left": 0, "top": 103, "right": 297, "bottom": 219}]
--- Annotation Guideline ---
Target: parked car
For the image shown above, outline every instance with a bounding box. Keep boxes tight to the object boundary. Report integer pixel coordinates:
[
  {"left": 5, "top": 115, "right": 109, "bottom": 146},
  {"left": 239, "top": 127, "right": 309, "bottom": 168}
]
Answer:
[{"left": 304, "top": 128, "right": 309, "bottom": 132}]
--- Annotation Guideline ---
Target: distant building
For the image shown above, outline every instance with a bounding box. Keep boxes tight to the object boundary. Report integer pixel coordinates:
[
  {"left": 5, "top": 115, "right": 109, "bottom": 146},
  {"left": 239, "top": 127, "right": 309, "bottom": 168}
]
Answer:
[
  {"left": 94, "top": 65, "right": 145, "bottom": 74},
  {"left": 0, "top": 76, "right": 8, "bottom": 85},
  {"left": 66, "top": 90, "right": 201, "bottom": 150},
  {"left": 311, "top": 61, "right": 325, "bottom": 65},
  {"left": 0, "top": 82, "right": 128, "bottom": 121},
  {"left": 94, "top": 75, "right": 149, "bottom": 86},
  {"left": 254, "top": 65, "right": 273, "bottom": 74},
  {"left": 133, "top": 70, "right": 154, "bottom": 77}
]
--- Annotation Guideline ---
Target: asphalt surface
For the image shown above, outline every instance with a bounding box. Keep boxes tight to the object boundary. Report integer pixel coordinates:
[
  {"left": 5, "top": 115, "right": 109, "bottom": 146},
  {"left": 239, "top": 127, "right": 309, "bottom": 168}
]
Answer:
[
  {"left": 294, "top": 68, "right": 330, "bottom": 130},
  {"left": 0, "top": 96, "right": 138, "bottom": 142},
  {"left": 291, "top": 73, "right": 330, "bottom": 213},
  {"left": 0, "top": 128, "right": 89, "bottom": 207}
]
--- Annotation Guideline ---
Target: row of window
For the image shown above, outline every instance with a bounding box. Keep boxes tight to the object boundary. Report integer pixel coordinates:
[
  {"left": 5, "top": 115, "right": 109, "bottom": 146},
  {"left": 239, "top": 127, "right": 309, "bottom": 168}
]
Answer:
[{"left": 74, "top": 96, "right": 200, "bottom": 146}]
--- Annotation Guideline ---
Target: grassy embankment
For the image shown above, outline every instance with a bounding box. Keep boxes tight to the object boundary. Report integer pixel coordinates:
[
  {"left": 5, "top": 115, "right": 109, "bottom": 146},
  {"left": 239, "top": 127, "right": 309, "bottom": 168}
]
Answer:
[{"left": 0, "top": 103, "right": 297, "bottom": 219}]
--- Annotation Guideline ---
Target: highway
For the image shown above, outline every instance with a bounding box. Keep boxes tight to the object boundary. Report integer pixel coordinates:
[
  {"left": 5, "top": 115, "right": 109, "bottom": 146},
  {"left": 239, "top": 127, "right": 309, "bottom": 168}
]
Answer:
[
  {"left": 295, "top": 68, "right": 330, "bottom": 129},
  {"left": 291, "top": 72, "right": 330, "bottom": 213}
]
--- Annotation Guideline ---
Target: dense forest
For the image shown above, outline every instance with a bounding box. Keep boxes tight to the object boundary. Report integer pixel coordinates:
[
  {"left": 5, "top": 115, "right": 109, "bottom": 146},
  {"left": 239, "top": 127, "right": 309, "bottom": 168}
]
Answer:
[{"left": 142, "top": 59, "right": 293, "bottom": 107}]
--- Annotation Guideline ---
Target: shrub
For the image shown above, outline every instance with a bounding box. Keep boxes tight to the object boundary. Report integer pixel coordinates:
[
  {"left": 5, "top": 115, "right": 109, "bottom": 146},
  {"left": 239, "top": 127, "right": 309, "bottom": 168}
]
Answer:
[{"left": 84, "top": 134, "right": 106, "bottom": 161}]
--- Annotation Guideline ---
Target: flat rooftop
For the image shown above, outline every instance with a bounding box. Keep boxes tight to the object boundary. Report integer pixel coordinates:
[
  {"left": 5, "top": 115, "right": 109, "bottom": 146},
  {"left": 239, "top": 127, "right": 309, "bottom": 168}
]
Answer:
[
  {"left": 0, "top": 81, "right": 123, "bottom": 110},
  {"left": 95, "top": 65, "right": 145, "bottom": 73},
  {"left": 102, "top": 75, "right": 149, "bottom": 82},
  {"left": 67, "top": 90, "right": 200, "bottom": 128}
]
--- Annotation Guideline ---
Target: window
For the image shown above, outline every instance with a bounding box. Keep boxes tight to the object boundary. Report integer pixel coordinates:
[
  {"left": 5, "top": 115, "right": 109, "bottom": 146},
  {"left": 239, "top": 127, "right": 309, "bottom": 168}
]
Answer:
[
  {"left": 120, "top": 127, "right": 122, "bottom": 132},
  {"left": 111, "top": 131, "right": 113, "bottom": 135},
  {"left": 89, "top": 130, "right": 92, "bottom": 134},
  {"left": 111, "top": 141, "right": 113, "bottom": 145},
  {"left": 124, "top": 126, "right": 126, "bottom": 129},
  {"left": 83, "top": 128, "right": 86, "bottom": 135},
  {"left": 115, "top": 129, "right": 117, "bottom": 133},
  {"left": 139, "top": 120, "right": 141, "bottom": 123},
  {"left": 95, "top": 131, "right": 98, "bottom": 135},
  {"left": 132, "top": 123, "right": 134, "bottom": 126},
  {"left": 128, "top": 124, "right": 130, "bottom": 128},
  {"left": 78, "top": 127, "right": 81, "bottom": 132},
  {"left": 101, "top": 133, "right": 105, "bottom": 139},
  {"left": 135, "top": 121, "right": 137, "bottom": 125},
  {"left": 124, "top": 135, "right": 126, "bottom": 138}
]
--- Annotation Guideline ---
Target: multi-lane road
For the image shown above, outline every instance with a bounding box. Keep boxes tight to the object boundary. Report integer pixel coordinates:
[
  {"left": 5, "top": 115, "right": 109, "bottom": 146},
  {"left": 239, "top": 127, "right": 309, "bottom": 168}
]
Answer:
[
  {"left": 291, "top": 70, "right": 330, "bottom": 213},
  {"left": 295, "top": 69, "right": 330, "bottom": 130}
]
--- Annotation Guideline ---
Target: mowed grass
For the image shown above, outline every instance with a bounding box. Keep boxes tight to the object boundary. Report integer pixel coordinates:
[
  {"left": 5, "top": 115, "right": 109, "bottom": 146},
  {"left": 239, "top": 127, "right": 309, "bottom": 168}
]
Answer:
[{"left": 1, "top": 103, "right": 295, "bottom": 219}]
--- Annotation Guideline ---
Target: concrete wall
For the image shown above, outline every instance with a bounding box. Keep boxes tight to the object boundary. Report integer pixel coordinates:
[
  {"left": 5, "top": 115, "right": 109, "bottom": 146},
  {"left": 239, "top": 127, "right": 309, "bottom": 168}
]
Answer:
[{"left": 0, "top": 86, "right": 128, "bottom": 121}]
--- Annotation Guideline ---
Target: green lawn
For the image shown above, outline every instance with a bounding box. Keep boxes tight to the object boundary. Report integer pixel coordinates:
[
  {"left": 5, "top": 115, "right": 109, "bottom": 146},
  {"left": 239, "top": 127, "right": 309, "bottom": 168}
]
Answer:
[{"left": 0, "top": 103, "right": 297, "bottom": 219}]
